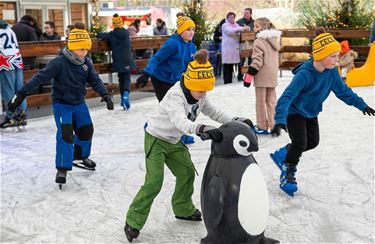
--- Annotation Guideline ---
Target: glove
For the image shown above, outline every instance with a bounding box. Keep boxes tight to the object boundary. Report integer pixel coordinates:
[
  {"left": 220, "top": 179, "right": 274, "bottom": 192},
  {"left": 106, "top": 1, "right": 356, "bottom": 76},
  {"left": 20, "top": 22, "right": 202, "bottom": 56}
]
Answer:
[
  {"left": 136, "top": 74, "right": 150, "bottom": 88},
  {"left": 233, "top": 117, "right": 254, "bottom": 128},
  {"left": 101, "top": 94, "right": 114, "bottom": 110},
  {"left": 8, "top": 91, "right": 26, "bottom": 113},
  {"left": 271, "top": 124, "right": 287, "bottom": 137},
  {"left": 195, "top": 124, "right": 223, "bottom": 142},
  {"left": 243, "top": 74, "right": 253, "bottom": 88},
  {"left": 362, "top": 106, "right": 375, "bottom": 116}
]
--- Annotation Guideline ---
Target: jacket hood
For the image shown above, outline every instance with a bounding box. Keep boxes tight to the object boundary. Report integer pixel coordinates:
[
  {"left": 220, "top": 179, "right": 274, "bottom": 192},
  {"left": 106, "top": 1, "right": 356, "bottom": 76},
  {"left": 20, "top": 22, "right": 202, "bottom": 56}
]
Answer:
[
  {"left": 292, "top": 59, "right": 318, "bottom": 75},
  {"left": 256, "top": 29, "right": 281, "bottom": 51},
  {"left": 112, "top": 27, "right": 126, "bottom": 38}
]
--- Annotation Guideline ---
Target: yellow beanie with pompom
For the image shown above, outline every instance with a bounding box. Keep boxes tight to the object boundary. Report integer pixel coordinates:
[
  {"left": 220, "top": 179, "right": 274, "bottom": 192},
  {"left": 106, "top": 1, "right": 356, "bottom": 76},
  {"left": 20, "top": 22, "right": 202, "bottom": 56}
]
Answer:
[
  {"left": 184, "top": 49, "right": 215, "bottom": 91},
  {"left": 67, "top": 28, "right": 92, "bottom": 51}
]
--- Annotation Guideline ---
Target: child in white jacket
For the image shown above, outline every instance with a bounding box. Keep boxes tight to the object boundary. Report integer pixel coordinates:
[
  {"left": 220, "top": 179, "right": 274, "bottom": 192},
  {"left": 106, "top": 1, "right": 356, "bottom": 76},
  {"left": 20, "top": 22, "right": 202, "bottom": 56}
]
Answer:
[{"left": 124, "top": 49, "right": 254, "bottom": 242}]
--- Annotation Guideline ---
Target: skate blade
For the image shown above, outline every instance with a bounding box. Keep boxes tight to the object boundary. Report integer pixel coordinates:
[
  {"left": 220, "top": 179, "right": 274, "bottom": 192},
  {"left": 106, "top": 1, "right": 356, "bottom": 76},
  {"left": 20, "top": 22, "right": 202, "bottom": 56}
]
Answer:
[{"left": 73, "top": 163, "right": 96, "bottom": 171}]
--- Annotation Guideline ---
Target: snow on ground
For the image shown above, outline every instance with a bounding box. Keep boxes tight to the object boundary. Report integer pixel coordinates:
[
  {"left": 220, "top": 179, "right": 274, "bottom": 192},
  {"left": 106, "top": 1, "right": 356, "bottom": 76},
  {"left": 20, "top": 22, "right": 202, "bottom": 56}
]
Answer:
[{"left": 1, "top": 75, "right": 374, "bottom": 243}]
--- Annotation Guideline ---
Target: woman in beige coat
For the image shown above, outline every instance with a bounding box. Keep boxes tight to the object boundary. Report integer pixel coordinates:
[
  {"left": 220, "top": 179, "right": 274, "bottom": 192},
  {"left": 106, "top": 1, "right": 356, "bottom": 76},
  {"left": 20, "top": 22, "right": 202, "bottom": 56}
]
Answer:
[{"left": 244, "top": 17, "right": 281, "bottom": 134}]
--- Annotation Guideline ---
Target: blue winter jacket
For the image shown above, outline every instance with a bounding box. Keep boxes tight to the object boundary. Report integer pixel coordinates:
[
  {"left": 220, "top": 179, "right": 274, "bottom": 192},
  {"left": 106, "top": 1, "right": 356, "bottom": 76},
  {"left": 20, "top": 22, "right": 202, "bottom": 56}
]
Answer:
[
  {"left": 97, "top": 28, "right": 136, "bottom": 73},
  {"left": 275, "top": 59, "right": 367, "bottom": 125},
  {"left": 144, "top": 33, "right": 196, "bottom": 84},
  {"left": 20, "top": 53, "right": 108, "bottom": 105}
]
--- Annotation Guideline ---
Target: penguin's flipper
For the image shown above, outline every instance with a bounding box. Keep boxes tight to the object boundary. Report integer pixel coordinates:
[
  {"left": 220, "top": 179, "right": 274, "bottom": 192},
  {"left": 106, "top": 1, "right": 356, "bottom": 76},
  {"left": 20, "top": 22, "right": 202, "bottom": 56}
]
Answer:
[{"left": 203, "top": 176, "right": 225, "bottom": 231}]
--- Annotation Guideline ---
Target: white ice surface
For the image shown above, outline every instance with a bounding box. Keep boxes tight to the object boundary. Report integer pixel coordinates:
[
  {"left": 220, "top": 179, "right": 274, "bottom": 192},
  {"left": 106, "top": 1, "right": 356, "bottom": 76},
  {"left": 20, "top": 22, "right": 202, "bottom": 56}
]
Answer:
[{"left": 1, "top": 76, "right": 374, "bottom": 243}]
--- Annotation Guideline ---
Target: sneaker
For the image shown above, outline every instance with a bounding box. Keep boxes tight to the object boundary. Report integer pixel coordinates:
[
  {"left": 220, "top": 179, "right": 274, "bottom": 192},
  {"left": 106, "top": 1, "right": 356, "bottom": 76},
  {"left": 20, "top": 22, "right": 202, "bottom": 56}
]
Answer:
[
  {"left": 124, "top": 222, "right": 139, "bottom": 242},
  {"left": 254, "top": 126, "right": 270, "bottom": 135},
  {"left": 175, "top": 209, "right": 202, "bottom": 221},
  {"left": 279, "top": 163, "right": 298, "bottom": 197},
  {"left": 180, "top": 134, "right": 195, "bottom": 144},
  {"left": 0, "top": 117, "right": 16, "bottom": 128},
  {"left": 73, "top": 158, "right": 96, "bottom": 170},
  {"left": 270, "top": 146, "right": 288, "bottom": 170},
  {"left": 122, "top": 91, "right": 130, "bottom": 110},
  {"left": 14, "top": 110, "right": 27, "bottom": 126},
  {"left": 55, "top": 169, "right": 67, "bottom": 188}
]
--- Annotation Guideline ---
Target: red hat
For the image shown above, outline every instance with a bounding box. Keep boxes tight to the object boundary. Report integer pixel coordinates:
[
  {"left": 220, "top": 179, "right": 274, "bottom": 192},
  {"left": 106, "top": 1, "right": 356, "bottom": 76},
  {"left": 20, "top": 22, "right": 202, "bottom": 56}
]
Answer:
[{"left": 340, "top": 40, "right": 350, "bottom": 56}]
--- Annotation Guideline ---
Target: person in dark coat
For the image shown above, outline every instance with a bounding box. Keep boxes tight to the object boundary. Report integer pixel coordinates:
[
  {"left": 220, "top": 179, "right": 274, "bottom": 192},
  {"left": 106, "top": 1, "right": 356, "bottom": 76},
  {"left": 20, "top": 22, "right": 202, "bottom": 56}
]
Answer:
[
  {"left": 97, "top": 14, "right": 136, "bottom": 110},
  {"left": 40, "top": 21, "right": 61, "bottom": 41},
  {"left": 12, "top": 15, "right": 38, "bottom": 69}
]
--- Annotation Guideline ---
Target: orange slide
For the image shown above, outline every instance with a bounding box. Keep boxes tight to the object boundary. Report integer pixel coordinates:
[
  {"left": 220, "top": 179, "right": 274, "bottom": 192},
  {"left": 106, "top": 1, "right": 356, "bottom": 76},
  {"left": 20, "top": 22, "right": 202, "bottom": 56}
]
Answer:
[{"left": 346, "top": 43, "right": 375, "bottom": 87}]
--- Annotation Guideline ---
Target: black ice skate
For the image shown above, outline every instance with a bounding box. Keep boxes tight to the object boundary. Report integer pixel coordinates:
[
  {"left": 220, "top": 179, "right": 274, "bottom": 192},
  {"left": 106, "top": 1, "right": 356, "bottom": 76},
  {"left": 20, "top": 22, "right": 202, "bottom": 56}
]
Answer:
[
  {"left": 0, "top": 117, "right": 16, "bottom": 128},
  {"left": 73, "top": 158, "right": 96, "bottom": 170},
  {"left": 14, "top": 110, "right": 27, "bottom": 126},
  {"left": 175, "top": 209, "right": 202, "bottom": 221},
  {"left": 124, "top": 222, "right": 139, "bottom": 242},
  {"left": 55, "top": 169, "right": 67, "bottom": 189}
]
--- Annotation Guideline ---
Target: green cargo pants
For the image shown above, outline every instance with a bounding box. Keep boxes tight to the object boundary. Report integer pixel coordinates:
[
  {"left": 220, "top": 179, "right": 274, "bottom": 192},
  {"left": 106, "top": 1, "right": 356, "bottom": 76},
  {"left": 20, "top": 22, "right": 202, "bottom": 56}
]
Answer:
[{"left": 126, "top": 132, "right": 197, "bottom": 230}]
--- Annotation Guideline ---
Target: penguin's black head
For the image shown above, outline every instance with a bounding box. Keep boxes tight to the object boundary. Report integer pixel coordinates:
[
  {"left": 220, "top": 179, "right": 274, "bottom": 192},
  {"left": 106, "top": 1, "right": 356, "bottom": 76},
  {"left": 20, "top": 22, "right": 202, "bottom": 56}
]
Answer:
[{"left": 212, "top": 121, "right": 258, "bottom": 157}]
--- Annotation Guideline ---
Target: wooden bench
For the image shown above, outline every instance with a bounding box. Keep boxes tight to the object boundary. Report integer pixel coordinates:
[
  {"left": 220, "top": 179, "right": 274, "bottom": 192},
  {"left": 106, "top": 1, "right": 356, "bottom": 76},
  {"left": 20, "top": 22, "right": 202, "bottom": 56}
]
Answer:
[
  {"left": 19, "top": 35, "right": 169, "bottom": 107},
  {"left": 239, "top": 28, "right": 371, "bottom": 74}
]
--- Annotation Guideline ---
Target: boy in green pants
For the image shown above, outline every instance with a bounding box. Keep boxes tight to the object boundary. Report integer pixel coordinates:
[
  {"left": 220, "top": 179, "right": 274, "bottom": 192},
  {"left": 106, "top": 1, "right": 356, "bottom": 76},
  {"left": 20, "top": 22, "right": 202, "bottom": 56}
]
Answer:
[{"left": 124, "top": 49, "right": 253, "bottom": 242}]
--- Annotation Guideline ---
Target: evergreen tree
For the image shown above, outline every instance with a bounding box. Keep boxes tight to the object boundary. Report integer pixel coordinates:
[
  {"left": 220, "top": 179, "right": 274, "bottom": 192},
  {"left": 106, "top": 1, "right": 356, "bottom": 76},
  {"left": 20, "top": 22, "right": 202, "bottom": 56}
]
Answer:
[
  {"left": 297, "top": 0, "right": 373, "bottom": 29},
  {"left": 183, "top": 0, "right": 211, "bottom": 49}
]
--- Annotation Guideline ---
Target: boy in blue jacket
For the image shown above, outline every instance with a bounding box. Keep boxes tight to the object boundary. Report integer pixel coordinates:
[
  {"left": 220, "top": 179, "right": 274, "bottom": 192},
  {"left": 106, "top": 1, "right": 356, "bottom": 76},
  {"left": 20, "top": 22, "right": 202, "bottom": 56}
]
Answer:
[
  {"left": 136, "top": 15, "right": 197, "bottom": 144},
  {"left": 97, "top": 14, "right": 135, "bottom": 110},
  {"left": 270, "top": 28, "right": 375, "bottom": 197},
  {"left": 8, "top": 23, "right": 114, "bottom": 188}
]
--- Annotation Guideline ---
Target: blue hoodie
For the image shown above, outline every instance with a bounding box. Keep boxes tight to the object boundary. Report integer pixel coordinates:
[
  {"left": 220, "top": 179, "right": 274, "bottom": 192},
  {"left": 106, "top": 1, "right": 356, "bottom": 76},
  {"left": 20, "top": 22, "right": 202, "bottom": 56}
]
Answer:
[
  {"left": 144, "top": 33, "right": 196, "bottom": 84},
  {"left": 275, "top": 59, "right": 367, "bottom": 125}
]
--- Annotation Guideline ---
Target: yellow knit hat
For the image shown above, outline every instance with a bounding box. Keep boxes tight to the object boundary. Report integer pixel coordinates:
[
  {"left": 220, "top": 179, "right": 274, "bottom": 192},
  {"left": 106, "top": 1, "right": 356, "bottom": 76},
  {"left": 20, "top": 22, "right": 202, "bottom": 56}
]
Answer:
[
  {"left": 176, "top": 16, "right": 195, "bottom": 35},
  {"left": 184, "top": 49, "right": 215, "bottom": 91},
  {"left": 112, "top": 14, "right": 123, "bottom": 28},
  {"left": 67, "top": 28, "right": 92, "bottom": 51},
  {"left": 312, "top": 33, "right": 341, "bottom": 61}
]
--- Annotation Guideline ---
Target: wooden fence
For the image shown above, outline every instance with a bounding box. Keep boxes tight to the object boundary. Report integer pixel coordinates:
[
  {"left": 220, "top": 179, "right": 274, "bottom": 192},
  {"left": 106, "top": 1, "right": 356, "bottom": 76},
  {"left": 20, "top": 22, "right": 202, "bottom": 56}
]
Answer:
[
  {"left": 239, "top": 28, "right": 371, "bottom": 74},
  {"left": 18, "top": 35, "right": 169, "bottom": 107}
]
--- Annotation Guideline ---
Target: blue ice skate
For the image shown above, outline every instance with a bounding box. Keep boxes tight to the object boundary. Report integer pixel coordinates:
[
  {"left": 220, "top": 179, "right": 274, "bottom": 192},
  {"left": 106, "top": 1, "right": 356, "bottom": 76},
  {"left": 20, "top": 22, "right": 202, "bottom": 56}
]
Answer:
[
  {"left": 122, "top": 91, "right": 130, "bottom": 110},
  {"left": 254, "top": 125, "right": 270, "bottom": 135},
  {"left": 279, "top": 163, "right": 298, "bottom": 197},
  {"left": 180, "top": 134, "right": 195, "bottom": 144},
  {"left": 270, "top": 146, "right": 288, "bottom": 170}
]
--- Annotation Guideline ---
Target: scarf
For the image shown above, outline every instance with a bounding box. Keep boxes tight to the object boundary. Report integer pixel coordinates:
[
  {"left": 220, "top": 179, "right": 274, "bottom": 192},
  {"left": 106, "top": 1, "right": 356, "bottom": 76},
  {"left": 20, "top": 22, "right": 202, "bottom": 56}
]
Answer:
[{"left": 62, "top": 47, "right": 85, "bottom": 65}]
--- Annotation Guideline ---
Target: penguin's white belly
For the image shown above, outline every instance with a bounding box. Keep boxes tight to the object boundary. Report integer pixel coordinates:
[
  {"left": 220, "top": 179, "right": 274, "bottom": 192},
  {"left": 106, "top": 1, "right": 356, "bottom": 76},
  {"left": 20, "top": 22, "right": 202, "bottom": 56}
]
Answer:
[{"left": 238, "top": 163, "right": 269, "bottom": 236}]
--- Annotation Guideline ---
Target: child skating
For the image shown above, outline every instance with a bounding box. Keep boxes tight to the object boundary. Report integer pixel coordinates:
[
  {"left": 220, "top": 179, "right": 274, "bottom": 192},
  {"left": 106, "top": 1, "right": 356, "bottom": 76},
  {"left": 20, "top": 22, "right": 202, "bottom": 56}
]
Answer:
[
  {"left": 8, "top": 23, "right": 114, "bottom": 188},
  {"left": 124, "top": 49, "right": 253, "bottom": 242},
  {"left": 270, "top": 28, "right": 375, "bottom": 197}
]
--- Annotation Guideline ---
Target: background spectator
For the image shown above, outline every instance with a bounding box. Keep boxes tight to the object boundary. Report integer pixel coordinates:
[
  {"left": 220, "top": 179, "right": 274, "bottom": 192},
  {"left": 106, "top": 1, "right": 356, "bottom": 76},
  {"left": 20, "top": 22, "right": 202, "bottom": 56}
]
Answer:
[
  {"left": 12, "top": 15, "right": 38, "bottom": 69},
  {"left": 237, "top": 7, "right": 254, "bottom": 81},
  {"left": 40, "top": 21, "right": 61, "bottom": 41},
  {"left": 153, "top": 18, "right": 168, "bottom": 36},
  {"left": 221, "top": 12, "right": 249, "bottom": 84},
  {"left": 128, "top": 19, "right": 140, "bottom": 37}
]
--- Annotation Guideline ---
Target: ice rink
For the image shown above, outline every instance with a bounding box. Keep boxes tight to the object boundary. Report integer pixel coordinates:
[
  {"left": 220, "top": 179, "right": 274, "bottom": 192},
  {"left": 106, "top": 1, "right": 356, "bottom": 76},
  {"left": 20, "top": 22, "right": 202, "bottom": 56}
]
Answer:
[{"left": 1, "top": 75, "right": 374, "bottom": 243}]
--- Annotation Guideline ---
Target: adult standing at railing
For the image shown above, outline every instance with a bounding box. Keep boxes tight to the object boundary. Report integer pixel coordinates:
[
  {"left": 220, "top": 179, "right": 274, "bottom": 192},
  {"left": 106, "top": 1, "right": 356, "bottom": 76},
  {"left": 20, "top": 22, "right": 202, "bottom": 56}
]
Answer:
[
  {"left": 236, "top": 7, "right": 254, "bottom": 81},
  {"left": 221, "top": 12, "right": 250, "bottom": 84},
  {"left": 11, "top": 15, "right": 38, "bottom": 70}
]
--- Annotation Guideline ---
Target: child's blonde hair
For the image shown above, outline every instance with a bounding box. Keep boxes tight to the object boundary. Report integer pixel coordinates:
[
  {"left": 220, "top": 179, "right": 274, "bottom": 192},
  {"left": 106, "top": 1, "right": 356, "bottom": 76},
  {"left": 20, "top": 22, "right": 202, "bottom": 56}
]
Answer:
[{"left": 254, "top": 17, "right": 275, "bottom": 30}]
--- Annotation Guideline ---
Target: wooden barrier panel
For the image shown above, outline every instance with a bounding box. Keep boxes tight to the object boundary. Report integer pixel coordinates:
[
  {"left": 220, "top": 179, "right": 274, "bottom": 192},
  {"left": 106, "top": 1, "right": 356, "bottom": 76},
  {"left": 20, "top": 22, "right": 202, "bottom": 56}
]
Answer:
[
  {"left": 240, "top": 28, "right": 371, "bottom": 72},
  {"left": 18, "top": 36, "right": 169, "bottom": 108}
]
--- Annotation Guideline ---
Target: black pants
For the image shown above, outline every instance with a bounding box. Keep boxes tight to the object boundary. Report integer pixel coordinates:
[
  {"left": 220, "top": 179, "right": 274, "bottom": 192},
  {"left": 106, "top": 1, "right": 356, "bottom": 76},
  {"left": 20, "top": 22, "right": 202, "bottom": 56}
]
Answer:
[
  {"left": 223, "top": 63, "right": 235, "bottom": 84},
  {"left": 285, "top": 114, "right": 320, "bottom": 165},
  {"left": 118, "top": 71, "right": 131, "bottom": 95},
  {"left": 151, "top": 76, "right": 175, "bottom": 102}
]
